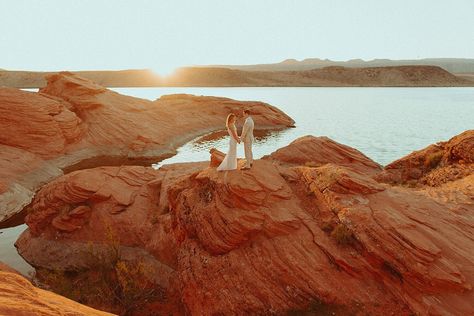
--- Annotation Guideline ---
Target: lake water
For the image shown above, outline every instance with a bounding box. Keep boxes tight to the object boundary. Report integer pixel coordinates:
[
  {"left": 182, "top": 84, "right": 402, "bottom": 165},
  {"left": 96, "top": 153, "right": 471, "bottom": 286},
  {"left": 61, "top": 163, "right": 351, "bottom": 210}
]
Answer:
[
  {"left": 2, "top": 87, "right": 473, "bottom": 275},
  {"left": 0, "top": 224, "right": 32, "bottom": 275},
  {"left": 114, "top": 87, "right": 474, "bottom": 166}
]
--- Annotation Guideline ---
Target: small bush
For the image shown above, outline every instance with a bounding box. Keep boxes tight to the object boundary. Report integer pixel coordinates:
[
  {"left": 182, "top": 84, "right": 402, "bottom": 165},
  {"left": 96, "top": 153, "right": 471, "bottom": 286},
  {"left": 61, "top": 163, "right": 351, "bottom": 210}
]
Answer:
[
  {"left": 424, "top": 151, "right": 443, "bottom": 169},
  {"left": 114, "top": 259, "right": 161, "bottom": 314},
  {"left": 330, "top": 223, "right": 354, "bottom": 245},
  {"left": 33, "top": 225, "right": 163, "bottom": 315},
  {"left": 32, "top": 269, "right": 81, "bottom": 301}
]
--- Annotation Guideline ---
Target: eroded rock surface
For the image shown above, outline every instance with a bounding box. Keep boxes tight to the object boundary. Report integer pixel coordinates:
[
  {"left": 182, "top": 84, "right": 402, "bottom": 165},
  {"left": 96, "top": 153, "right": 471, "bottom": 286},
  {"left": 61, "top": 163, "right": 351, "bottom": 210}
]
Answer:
[
  {"left": 375, "top": 130, "right": 474, "bottom": 186},
  {"left": 0, "top": 73, "right": 294, "bottom": 222},
  {"left": 16, "top": 132, "right": 474, "bottom": 315},
  {"left": 267, "top": 135, "right": 382, "bottom": 175}
]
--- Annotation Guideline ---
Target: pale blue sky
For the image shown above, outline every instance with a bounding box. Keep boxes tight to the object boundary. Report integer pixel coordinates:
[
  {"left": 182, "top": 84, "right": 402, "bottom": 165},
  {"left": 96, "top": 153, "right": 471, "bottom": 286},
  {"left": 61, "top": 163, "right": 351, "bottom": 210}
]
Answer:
[{"left": 1, "top": 0, "right": 473, "bottom": 74}]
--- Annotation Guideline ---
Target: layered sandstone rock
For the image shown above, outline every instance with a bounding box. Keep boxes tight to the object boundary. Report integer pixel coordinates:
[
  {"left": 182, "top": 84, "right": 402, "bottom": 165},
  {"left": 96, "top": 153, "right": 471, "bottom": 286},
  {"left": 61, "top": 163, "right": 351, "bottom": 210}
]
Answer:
[
  {"left": 0, "top": 262, "right": 113, "bottom": 316},
  {"left": 16, "top": 132, "right": 474, "bottom": 315},
  {"left": 0, "top": 73, "right": 294, "bottom": 222},
  {"left": 266, "top": 135, "right": 382, "bottom": 175},
  {"left": 375, "top": 130, "right": 474, "bottom": 186}
]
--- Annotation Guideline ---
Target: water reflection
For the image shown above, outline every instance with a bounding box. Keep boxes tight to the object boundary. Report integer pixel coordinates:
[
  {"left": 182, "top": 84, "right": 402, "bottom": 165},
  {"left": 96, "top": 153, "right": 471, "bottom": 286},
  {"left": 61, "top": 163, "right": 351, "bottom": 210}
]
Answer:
[{"left": 153, "top": 128, "right": 291, "bottom": 168}]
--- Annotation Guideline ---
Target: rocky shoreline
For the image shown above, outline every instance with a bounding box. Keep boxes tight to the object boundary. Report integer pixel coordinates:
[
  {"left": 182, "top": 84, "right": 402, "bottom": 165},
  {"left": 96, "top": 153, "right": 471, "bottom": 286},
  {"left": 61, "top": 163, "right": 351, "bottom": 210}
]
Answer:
[
  {"left": 0, "top": 72, "right": 294, "bottom": 224},
  {"left": 0, "top": 73, "right": 472, "bottom": 315}
]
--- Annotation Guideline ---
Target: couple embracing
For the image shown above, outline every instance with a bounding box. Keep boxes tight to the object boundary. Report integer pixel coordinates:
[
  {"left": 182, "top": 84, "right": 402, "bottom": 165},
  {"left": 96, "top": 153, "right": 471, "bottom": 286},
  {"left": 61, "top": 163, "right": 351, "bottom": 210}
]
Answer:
[{"left": 217, "top": 109, "right": 254, "bottom": 171}]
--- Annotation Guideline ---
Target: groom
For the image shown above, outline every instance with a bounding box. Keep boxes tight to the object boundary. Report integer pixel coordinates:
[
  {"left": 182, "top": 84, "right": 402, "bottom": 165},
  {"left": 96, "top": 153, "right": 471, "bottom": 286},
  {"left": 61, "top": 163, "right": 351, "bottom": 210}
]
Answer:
[{"left": 240, "top": 109, "right": 254, "bottom": 170}]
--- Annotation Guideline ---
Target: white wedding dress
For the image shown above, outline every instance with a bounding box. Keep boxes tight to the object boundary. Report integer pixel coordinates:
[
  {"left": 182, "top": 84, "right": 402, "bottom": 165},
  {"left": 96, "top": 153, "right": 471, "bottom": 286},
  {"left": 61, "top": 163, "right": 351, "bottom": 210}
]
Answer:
[{"left": 217, "top": 125, "right": 238, "bottom": 171}]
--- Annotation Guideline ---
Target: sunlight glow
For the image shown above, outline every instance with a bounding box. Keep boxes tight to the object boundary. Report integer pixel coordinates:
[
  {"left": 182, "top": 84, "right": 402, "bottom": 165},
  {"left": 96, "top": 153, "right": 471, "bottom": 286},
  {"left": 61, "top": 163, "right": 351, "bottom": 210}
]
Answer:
[{"left": 152, "top": 65, "right": 178, "bottom": 77}]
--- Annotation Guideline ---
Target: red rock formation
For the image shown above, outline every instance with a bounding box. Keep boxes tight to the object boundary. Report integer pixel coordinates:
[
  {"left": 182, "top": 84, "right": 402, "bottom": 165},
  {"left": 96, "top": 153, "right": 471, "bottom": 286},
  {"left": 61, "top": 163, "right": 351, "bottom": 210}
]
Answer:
[
  {"left": 267, "top": 135, "right": 382, "bottom": 175},
  {"left": 0, "top": 262, "right": 113, "bottom": 316},
  {"left": 16, "top": 132, "right": 474, "bottom": 315},
  {"left": 16, "top": 164, "right": 197, "bottom": 314},
  {"left": 0, "top": 72, "right": 294, "bottom": 222},
  {"left": 0, "top": 88, "right": 83, "bottom": 157},
  {"left": 375, "top": 130, "right": 474, "bottom": 185},
  {"left": 209, "top": 148, "right": 225, "bottom": 167}
]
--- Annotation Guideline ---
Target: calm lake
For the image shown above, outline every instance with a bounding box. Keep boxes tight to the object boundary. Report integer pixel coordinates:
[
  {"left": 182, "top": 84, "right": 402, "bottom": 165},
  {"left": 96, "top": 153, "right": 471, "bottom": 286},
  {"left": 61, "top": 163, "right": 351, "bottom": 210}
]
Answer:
[
  {"left": 114, "top": 87, "right": 474, "bottom": 166},
  {"left": 2, "top": 87, "right": 473, "bottom": 275}
]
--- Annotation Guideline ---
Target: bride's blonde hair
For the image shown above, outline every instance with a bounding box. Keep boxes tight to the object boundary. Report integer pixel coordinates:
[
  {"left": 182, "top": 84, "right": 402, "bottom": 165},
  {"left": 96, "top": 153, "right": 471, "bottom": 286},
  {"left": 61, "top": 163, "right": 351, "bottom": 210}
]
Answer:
[{"left": 225, "top": 113, "right": 236, "bottom": 128}]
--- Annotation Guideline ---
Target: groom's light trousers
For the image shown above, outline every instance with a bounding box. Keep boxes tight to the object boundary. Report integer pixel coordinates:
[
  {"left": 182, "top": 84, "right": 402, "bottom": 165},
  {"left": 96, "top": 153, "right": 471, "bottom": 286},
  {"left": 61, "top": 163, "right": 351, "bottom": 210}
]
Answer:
[{"left": 244, "top": 140, "right": 253, "bottom": 168}]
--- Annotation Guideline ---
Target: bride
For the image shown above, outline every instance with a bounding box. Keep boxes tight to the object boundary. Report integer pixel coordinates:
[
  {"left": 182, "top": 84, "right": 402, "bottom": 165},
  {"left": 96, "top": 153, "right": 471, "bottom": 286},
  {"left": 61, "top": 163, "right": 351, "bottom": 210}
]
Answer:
[{"left": 217, "top": 113, "right": 240, "bottom": 171}]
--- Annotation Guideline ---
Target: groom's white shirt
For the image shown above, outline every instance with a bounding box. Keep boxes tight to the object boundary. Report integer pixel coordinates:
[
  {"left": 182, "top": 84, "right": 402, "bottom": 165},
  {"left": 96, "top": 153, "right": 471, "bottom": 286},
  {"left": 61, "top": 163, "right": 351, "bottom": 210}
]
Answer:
[{"left": 241, "top": 116, "right": 254, "bottom": 142}]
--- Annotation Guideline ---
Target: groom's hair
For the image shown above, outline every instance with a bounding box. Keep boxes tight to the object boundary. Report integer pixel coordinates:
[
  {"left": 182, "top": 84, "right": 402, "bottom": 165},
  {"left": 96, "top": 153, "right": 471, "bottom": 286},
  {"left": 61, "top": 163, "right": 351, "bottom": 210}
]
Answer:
[{"left": 243, "top": 109, "right": 251, "bottom": 115}]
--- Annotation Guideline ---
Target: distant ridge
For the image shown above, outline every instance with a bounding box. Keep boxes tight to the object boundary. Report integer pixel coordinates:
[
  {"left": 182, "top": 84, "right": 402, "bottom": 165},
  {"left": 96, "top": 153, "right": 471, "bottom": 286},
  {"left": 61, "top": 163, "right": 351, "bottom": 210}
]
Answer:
[
  {"left": 162, "top": 65, "right": 472, "bottom": 87},
  {"left": 0, "top": 69, "right": 160, "bottom": 89},
  {"left": 211, "top": 58, "right": 474, "bottom": 74},
  {"left": 1, "top": 65, "right": 473, "bottom": 88}
]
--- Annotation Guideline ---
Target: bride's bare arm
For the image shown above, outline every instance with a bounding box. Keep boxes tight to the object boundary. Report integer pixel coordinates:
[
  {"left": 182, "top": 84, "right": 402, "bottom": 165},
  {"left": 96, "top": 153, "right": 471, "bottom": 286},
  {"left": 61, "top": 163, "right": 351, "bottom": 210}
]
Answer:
[{"left": 230, "top": 127, "right": 240, "bottom": 143}]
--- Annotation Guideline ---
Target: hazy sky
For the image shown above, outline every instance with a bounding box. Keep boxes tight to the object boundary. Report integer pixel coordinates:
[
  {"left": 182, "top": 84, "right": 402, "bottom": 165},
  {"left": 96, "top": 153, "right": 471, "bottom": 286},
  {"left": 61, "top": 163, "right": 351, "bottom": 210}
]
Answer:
[{"left": 1, "top": 0, "right": 473, "bottom": 74}]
